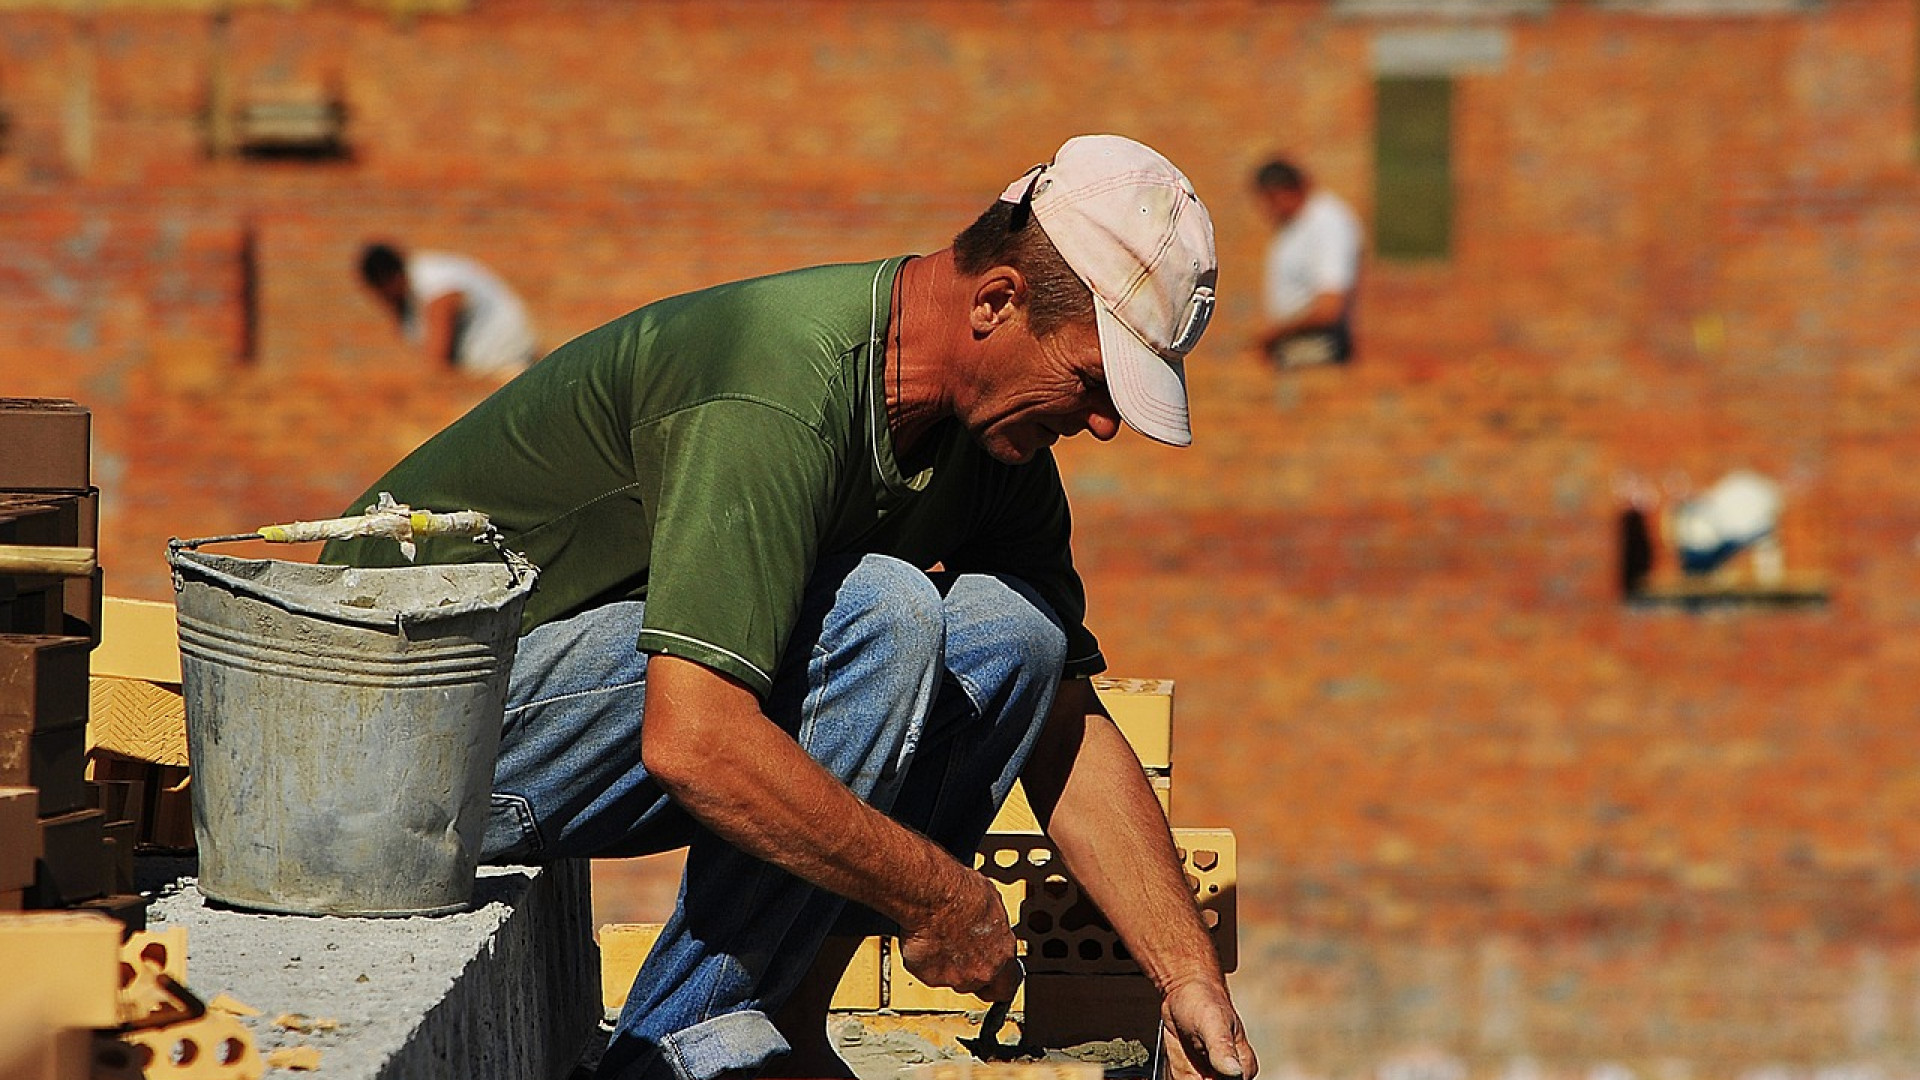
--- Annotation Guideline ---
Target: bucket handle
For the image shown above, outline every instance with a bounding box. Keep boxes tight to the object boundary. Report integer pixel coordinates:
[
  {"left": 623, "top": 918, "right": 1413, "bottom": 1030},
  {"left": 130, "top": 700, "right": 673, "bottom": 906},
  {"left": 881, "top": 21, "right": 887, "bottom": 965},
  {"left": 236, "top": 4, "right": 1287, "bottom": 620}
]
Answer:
[{"left": 169, "top": 492, "right": 536, "bottom": 587}]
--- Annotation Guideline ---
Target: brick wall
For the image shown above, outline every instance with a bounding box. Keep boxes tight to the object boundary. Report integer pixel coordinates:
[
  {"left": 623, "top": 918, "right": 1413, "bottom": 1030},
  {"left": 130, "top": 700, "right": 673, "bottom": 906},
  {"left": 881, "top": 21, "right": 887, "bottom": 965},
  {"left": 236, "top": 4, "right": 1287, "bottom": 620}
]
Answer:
[{"left": 5, "top": 1, "right": 1920, "bottom": 1074}]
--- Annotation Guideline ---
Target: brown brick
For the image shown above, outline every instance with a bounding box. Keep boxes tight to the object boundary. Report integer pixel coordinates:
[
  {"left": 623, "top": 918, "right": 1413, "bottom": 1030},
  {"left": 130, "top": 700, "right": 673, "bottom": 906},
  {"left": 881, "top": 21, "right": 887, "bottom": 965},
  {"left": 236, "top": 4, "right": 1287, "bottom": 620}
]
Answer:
[
  {"left": 28, "top": 724, "right": 90, "bottom": 817},
  {"left": 0, "top": 494, "right": 82, "bottom": 548},
  {"left": 100, "top": 820, "right": 135, "bottom": 894},
  {"left": 27, "top": 807, "right": 107, "bottom": 908},
  {"left": 0, "top": 399, "right": 90, "bottom": 492},
  {"left": 0, "top": 578, "right": 67, "bottom": 637},
  {"left": 0, "top": 634, "right": 90, "bottom": 731},
  {"left": 73, "top": 893, "right": 146, "bottom": 934},
  {"left": 0, "top": 786, "right": 42, "bottom": 890}
]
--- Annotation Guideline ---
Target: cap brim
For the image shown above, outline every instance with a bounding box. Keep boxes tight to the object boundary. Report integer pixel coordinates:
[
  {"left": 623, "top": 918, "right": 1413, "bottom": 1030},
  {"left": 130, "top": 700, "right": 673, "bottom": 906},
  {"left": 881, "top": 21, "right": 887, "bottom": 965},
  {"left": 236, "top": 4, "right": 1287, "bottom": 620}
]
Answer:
[{"left": 1094, "top": 299, "right": 1192, "bottom": 447}]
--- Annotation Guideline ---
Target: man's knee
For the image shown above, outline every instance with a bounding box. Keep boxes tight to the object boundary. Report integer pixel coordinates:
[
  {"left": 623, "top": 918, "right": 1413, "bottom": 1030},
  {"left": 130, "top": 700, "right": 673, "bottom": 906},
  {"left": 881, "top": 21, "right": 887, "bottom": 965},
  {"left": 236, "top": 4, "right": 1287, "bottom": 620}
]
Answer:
[
  {"left": 945, "top": 575, "right": 1069, "bottom": 679},
  {"left": 832, "top": 554, "right": 946, "bottom": 664}
]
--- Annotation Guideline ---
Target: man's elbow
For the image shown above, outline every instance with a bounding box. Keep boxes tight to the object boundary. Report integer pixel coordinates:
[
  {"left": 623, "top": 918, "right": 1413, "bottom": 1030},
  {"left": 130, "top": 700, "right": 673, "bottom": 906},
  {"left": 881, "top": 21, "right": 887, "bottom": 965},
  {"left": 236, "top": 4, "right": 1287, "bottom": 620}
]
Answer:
[{"left": 639, "top": 724, "right": 714, "bottom": 795}]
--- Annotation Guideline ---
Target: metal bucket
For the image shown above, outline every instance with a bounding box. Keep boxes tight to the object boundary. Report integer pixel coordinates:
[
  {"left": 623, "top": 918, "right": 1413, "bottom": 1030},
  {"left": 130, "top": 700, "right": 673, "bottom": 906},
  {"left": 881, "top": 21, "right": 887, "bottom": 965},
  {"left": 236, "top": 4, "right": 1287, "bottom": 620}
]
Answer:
[{"left": 169, "top": 549, "right": 536, "bottom": 917}]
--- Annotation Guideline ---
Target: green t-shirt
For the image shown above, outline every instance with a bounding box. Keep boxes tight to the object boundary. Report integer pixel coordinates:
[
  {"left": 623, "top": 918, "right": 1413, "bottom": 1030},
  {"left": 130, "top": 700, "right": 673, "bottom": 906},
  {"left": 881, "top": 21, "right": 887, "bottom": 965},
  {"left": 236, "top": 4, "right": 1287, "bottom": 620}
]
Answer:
[{"left": 321, "top": 258, "right": 1104, "bottom": 699}]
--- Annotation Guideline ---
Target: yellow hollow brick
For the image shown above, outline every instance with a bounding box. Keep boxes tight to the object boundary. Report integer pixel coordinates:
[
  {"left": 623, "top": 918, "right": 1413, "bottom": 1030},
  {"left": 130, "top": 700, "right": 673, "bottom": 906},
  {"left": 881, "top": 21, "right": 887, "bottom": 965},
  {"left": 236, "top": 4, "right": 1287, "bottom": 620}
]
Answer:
[
  {"left": 0, "top": 912, "right": 122, "bottom": 1029},
  {"left": 90, "top": 598, "right": 181, "bottom": 684},
  {"left": 974, "top": 829, "right": 1236, "bottom": 977}
]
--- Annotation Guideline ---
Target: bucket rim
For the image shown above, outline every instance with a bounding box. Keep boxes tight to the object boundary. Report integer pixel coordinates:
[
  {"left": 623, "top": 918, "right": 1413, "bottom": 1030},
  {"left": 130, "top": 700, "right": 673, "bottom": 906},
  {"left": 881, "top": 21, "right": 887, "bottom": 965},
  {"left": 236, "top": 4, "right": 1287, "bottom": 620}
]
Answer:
[{"left": 168, "top": 548, "right": 537, "bottom": 630}]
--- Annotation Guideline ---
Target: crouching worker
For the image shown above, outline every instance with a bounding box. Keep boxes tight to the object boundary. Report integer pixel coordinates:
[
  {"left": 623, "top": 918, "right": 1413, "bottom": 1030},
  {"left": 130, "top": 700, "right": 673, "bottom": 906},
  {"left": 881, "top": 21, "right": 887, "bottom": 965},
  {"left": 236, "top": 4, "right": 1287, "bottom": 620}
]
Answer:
[{"left": 322, "top": 134, "right": 1256, "bottom": 1080}]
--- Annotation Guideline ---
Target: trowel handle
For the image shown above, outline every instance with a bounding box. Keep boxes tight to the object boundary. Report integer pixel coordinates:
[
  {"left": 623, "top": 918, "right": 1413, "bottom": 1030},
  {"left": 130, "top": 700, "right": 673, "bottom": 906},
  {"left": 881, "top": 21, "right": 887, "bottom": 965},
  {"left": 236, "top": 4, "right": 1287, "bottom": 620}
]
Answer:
[{"left": 255, "top": 509, "right": 492, "bottom": 544}]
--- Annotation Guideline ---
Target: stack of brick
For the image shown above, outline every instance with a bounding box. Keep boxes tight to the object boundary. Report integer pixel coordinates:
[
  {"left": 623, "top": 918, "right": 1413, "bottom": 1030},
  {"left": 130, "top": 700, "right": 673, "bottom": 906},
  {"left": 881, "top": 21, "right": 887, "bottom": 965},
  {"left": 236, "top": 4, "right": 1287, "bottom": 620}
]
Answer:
[
  {"left": 598, "top": 677, "right": 1237, "bottom": 1052},
  {"left": 0, "top": 911, "right": 229, "bottom": 1080},
  {"left": 0, "top": 400, "right": 143, "bottom": 931},
  {"left": 87, "top": 596, "right": 195, "bottom": 853}
]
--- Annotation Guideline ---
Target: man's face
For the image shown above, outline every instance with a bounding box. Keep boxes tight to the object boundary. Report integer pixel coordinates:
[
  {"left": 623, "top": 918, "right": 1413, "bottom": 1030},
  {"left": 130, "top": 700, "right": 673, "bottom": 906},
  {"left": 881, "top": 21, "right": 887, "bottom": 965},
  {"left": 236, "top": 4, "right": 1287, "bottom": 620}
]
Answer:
[
  {"left": 962, "top": 314, "right": 1122, "bottom": 465},
  {"left": 1259, "top": 186, "right": 1306, "bottom": 227}
]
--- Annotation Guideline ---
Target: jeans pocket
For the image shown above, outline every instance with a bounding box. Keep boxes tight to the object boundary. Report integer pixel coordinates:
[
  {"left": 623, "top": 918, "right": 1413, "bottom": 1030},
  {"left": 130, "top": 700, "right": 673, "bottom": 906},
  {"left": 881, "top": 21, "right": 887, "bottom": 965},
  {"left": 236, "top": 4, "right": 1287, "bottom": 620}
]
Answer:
[{"left": 482, "top": 792, "right": 545, "bottom": 863}]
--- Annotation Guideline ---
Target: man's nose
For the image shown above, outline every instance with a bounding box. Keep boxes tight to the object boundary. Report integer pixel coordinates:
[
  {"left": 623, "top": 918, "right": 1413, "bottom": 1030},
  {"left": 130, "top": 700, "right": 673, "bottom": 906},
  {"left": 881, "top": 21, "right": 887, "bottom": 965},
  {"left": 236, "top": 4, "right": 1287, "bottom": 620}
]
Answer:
[{"left": 1085, "top": 405, "right": 1122, "bottom": 442}]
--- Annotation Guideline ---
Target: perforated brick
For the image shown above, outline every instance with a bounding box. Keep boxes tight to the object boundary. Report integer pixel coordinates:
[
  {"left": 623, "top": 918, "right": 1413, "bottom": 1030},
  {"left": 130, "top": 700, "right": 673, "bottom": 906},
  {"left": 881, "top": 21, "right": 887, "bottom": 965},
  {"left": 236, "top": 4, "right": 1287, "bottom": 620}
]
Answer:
[{"left": 977, "top": 828, "right": 1235, "bottom": 976}]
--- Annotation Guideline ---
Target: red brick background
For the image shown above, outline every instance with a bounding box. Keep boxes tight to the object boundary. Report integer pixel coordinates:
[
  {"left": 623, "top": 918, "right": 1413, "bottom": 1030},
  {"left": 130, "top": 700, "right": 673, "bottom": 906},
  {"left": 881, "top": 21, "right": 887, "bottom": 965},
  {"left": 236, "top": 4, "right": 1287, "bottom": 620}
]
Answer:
[{"left": 7, "top": 1, "right": 1920, "bottom": 1074}]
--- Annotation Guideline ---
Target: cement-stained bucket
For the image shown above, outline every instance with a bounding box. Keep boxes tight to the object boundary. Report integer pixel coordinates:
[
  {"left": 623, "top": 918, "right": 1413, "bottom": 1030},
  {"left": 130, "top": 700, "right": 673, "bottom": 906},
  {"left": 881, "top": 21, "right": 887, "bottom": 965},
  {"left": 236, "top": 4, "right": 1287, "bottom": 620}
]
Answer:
[{"left": 168, "top": 549, "right": 536, "bottom": 916}]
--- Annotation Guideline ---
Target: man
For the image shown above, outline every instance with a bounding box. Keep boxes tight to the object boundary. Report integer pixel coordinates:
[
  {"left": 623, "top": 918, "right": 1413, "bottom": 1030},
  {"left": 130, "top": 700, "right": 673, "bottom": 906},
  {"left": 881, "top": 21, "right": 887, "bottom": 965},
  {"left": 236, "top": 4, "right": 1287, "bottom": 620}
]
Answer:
[
  {"left": 1252, "top": 157, "right": 1361, "bottom": 368},
  {"left": 357, "top": 242, "right": 541, "bottom": 376},
  {"left": 324, "top": 135, "right": 1254, "bottom": 1080}
]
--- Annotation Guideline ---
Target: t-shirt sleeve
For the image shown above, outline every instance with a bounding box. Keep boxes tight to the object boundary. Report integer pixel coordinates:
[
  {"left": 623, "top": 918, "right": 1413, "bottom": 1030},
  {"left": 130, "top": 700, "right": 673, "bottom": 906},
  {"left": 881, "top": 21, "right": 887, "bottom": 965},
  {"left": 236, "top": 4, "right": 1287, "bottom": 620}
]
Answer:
[
  {"left": 629, "top": 399, "right": 835, "bottom": 699},
  {"left": 943, "top": 450, "right": 1105, "bottom": 681}
]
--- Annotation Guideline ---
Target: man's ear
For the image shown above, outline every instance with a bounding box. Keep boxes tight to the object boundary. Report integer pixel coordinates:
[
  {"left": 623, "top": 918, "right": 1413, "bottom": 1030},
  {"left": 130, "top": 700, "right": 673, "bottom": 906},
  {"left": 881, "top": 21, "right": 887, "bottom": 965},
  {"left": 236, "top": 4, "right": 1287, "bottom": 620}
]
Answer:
[{"left": 970, "top": 266, "right": 1029, "bottom": 337}]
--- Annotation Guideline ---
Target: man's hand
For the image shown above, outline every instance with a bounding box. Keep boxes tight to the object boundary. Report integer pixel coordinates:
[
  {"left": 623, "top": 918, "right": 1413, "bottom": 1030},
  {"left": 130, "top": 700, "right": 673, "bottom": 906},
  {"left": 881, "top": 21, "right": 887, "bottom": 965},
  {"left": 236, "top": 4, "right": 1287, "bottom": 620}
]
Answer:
[
  {"left": 894, "top": 865, "right": 1021, "bottom": 1000},
  {"left": 1160, "top": 977, "right": 1258, "bottom": 1080}
]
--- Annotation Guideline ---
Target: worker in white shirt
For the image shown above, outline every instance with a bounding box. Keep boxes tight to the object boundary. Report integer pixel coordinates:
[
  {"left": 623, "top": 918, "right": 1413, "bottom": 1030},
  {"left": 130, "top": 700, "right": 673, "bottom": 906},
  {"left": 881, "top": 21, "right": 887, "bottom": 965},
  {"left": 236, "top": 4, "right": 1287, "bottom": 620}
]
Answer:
[
  {"left": 358, "top": 242, "right": 540, "bottom": 377},
  {"left": 1252, "top": 158, "right": 1361, "bottom": 368}
]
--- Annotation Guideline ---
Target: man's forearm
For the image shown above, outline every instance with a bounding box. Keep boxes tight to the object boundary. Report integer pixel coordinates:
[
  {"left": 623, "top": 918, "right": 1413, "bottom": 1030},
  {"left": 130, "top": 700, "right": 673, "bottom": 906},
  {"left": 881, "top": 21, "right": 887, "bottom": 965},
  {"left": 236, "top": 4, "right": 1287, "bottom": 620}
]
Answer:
[
  {"left": 642, "top": 656, "right": 961, "bottom": 930},
  {"left": 1023, "top": 682, "right": 1224, "bottom": 993}
]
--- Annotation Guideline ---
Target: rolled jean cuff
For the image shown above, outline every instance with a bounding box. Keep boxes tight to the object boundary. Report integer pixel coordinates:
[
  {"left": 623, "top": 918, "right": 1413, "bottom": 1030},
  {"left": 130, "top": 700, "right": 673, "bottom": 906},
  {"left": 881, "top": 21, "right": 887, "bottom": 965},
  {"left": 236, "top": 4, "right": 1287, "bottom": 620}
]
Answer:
[{"left": 658, "top": 1010, "right": 790, "bottom": 1080}]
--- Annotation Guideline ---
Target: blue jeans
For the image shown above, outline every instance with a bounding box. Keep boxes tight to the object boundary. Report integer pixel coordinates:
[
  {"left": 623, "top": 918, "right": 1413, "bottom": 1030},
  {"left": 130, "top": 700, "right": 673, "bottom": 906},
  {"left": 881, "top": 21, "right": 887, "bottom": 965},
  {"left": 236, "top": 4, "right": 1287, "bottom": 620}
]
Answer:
[{"left": 480, "top": 554, "right": 1068, "bottom": 1080}]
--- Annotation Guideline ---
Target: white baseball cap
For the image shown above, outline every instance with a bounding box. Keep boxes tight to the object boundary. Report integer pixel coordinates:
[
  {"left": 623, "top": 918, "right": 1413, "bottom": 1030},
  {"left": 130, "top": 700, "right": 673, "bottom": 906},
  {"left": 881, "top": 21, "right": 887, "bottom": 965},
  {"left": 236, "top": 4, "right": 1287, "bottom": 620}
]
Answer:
[{"left": 999, "top": 134, "right": 1217, "bottom": 447}]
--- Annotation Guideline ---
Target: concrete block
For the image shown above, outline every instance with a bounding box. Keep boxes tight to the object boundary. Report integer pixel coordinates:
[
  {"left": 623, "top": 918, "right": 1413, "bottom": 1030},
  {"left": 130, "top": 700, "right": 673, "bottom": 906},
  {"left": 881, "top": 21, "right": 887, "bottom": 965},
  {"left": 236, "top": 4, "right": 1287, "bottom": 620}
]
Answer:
[
  {"left": 1090, "top": 677, "right": 1172, "bottom": 771},
  {"left": 147, "top": 859, "right": 599, "bottom": 1080},
  {"left": 0, "top": 399, "right": 90, "bottom": 492},
  {"left": 1020, "top": 972, "right": 1160, "bottom": 1048},
  {"left": 0, "top": 786, "right": 41, "bottom": 889},
  {"left": 27, "top": 807, "right": 106, "bottom": 908},
  {"left": 0, "top": 911, "right": 122, "bottom": 1028},
  {"left": 0, "top": 634, "right": 89, "bottom": 732},
  {"left": 91, "top": 598, "right": 182, "bottom": 683},
  {"left": 599, "top": 923, "right": 882, "bottom": 1015},
  {"left": 87, "top": 677, "right": 188, "bottom": 768}
]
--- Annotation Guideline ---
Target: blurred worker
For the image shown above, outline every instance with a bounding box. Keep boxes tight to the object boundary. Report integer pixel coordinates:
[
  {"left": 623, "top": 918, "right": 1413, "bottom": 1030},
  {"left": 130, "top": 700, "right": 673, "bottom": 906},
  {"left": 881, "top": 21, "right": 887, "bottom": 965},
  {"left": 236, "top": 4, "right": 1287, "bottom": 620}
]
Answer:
[
  {"left": 1252, "top": 157, "right": 1361, "bottom": 368},
  {"left": 325, "top": 136, "right": 1253, "bottom": 1080},
  {"left": 1672, "top": 469, "right": 1785, "bottom": 581},
  {"left": 357, "top": 242, "right": 540, "bottom": 376}
]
